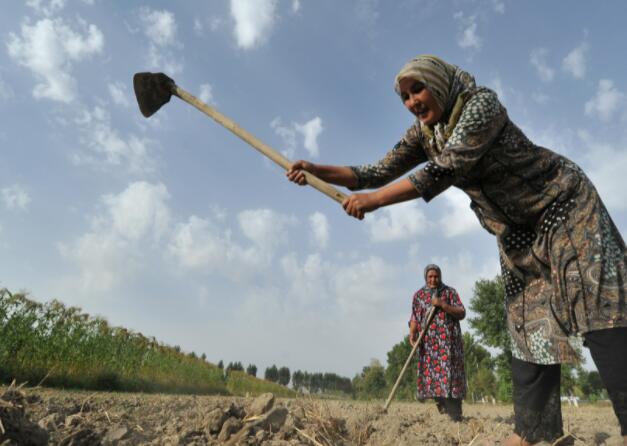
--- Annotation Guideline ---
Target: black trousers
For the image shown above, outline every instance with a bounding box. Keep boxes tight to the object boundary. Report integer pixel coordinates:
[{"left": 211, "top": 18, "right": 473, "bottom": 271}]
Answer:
[
  {"left": 513, "top": 327, "right": 627, "bottom": 443},
  {"left": 434, "top": 397, "right": 463, "bottom": 421}
]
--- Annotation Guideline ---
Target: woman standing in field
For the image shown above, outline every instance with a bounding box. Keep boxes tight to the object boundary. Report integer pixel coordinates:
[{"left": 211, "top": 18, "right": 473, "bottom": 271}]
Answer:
[
  {"left": 410, "top": 264, "right": 466, "bottom": 421},
  {"left": 287, "top": 54, "right": 627, "bottom": 445}
]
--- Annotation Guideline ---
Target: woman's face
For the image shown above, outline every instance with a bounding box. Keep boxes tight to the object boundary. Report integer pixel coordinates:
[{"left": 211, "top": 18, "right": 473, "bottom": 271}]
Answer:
[
  {"left": 398, "top": 77, "right": 443, "bottom": 126},
  {"left": 426, "top": 269, "right": 441, "bottom": 288}
]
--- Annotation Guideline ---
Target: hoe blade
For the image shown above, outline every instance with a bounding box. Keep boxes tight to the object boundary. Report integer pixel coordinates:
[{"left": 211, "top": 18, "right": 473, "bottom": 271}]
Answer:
[{"left": 133, "top": 72, "right": 175, "bottom": 117}]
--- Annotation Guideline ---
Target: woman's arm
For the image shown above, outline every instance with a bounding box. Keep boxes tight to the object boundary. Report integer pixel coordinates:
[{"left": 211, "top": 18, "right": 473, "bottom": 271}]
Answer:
[
  {"left": 342, "top": 178, "right": 420, "bottom": 219},
  {"left": 432, "top": 291, "right": 466, "bottom": 320},
  {"left": 286, "top": 161, "right": 358, "bottom": 188}
]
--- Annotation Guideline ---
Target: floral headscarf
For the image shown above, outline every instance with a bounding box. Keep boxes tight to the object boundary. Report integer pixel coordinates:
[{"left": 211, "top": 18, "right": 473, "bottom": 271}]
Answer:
[{"left": 394, "top": 54, "right": 476, "bottom": 121}]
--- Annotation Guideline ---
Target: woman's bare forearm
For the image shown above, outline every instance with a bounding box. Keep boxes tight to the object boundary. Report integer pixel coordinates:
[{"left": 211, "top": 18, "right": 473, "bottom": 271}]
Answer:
[
  {"left": 311, "top": 165, "right": 359, "bottom": 188},
  {"left": 372, "top": 178, "right": 420, "bottom": 207}
]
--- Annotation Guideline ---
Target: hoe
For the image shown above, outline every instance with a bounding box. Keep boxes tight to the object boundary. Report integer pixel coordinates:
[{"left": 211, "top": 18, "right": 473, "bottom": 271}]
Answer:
[{"left": 132, "top": 72, "right": 347, "bottom": 204}]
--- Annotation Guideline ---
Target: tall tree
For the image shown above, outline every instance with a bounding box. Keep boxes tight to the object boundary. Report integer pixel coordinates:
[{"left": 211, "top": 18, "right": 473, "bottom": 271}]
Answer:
[
  {"left": 463, "top": 332, "right": 496, "bottom": 401},
  {"left": 468, "top": 276, "right": 513, "bottom": 401},
  {"left": 278, "top": 366, "right": 291, "bottom": 386},
  {"left": 246, "top": 364, "right": 257, "bottom": 377},
  {"left": 264, "top": 364, "right": 279, "bottom": 383}
]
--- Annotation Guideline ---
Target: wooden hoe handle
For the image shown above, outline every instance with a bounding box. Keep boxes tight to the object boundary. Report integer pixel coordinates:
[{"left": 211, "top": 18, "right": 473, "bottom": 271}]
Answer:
[
  {"left": 173, "top": 86, "right": 348, "bottom": 204},
  {"left": 383, "top": 305, "right": 438, "bottom": 411}
]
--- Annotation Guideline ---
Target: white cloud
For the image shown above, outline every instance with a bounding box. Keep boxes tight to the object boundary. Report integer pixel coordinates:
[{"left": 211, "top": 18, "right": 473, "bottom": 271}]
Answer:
[
  {"left": 271, "top": 117, "right": 297, "bottom": 159},
  {"left": 366, "top": 200, "right": 429, "bottom": 242},
  {"left": 168, "top": 215, "right": 270, "bottom": 281},
  {"left": 292, "top": 0, "right": 301, "bottom": 13},
  {"left": 333, "top": 256, "right": 400, "bottom": 312},
  {"left": 58, "top": 230, "right": 136, "bottom": 294},
  {"left": 295, "top": 117, "right": 323, "bottom": 158},
  {"left": 584, "top": 79, "right": 625, "bottom": 122},
  {"left": 72, "top": 106, "right": 157, "bottom": 174},
  {"left": 530, "top": 48, "right": 554, "bottom": 82},
  {"left": 2, "top": 184, "right": 31, "bottom": 210},
  {"left": 140, "top": 8, "right": 178, "bottom": 47},
  {"left": 238, "top": 208, "right": 294, "bottom": 251},
  {"left": 454, "top": 12, "right": 481, "bottom": 51},
  {"left": 58, "top": 182, "right": 170, "bottom": 294},
  {"left": 562, "top": 42, "right": 589, "bottom": 79},
  {"left": 103, "top": 182, "right": 170, "bottom": 242},
  {"left": 139, "top": 8, "right": 183, "bottom": 75},
  {"left": 198, "top": 83, "right": 214, "bottom": 104},
  {"left": 271, "top": 116, "right": 324, "bottom": 159},
  {"left": 309, "top": 212, "right": 329, "bottom": 249},
  {"left": 7, "top": 18, "right": 104, "bottom": 102},
  {"left": 108, "top": 81, "right": 130, "bottom": 107},
  {"left": 230, "top": 0, "right": 278, "bottom": 49},
  {"left": 439, "top": 188, "right": 482, "bottom": 237},
  {"left": 25, "top": 0, "right": 66, "bottom": 16},
  {"left": 280, "top": 252, "right": 330, "bottom": 305}
]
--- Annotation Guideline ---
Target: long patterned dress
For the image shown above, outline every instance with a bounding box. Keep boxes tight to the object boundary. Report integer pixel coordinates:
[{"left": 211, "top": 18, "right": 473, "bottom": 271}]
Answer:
[
  {"left": 352, "top": 86, "right": 627, "bottom": 365},
  {"left": 410, "top": 286, "right": 466, "bottom": 399}
]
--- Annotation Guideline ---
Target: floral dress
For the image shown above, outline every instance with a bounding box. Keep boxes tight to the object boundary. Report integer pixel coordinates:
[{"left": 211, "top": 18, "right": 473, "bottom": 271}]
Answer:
[
  {"left": 352, "top": 87, "right": 627, "bottom": 365},
  {"left": 410, "top": 285, "right": 466, "bottom": 399}
]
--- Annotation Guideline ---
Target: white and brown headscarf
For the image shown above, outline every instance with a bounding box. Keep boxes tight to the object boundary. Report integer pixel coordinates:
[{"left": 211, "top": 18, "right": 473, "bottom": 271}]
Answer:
[{"left": 394, "top": 55, "right": 476, "bottom": 121}]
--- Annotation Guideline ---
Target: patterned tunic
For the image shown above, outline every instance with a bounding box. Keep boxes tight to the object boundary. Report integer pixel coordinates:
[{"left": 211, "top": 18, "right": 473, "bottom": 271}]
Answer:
[
  {"left": 352, "top": 87, "right": 627, "bottom": 364},
  {"left": 410, "top": 286, "right": 466, "bottom": 399}
]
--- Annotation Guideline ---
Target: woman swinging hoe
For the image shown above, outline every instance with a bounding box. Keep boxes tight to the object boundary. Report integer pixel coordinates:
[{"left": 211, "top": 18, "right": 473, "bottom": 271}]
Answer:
[{"left": 287, "top": 55, "right": 627, "bottom": 445}]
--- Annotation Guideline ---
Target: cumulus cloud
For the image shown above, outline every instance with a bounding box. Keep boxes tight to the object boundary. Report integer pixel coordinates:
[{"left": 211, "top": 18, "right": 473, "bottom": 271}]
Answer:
[
  {"left": 530, "top": 48, "right": 554, "bottom": 82},
  {"left": 238, "top": 208, "right": 294, "bottom": 251},
  {"left": 333, "top": 256, "right": 401, "bottom": 313},
  {"left": 271, "top": 116, "right": 324, "bottom": 159},
  {"left": 168, "top": 214, "right": 274, "bottom": 282},
  {"left": 309, "top": 212, "right": 329, "bottom": 249},
  {"left": 59, "top": 182, "right": 170, "bottom": 293},
  {"left": 562, "top": 42, "right": 589, "bottom": 79},
  {"left": 108, "top": 81, "right": 130, "bottom": 107},
  {"left": 230, "top": 0, "right": 278, "bottom": 49},
  {"left": 140, "top": 8, "right": 178, "bottom": 46},
  {"left": 280, "top": 252, "right": 330, "bottom": 305},
  {"left": 139, "top": 8, "right": 183, "bottom": 75},
  {"left": 454, "top": 12, "right": 481, "bottom": 51},
  {"left": 72, "top": 105, "right": 157, "bottom": 174},
  {"left": 439, "top": 188, "right": 482, "bottom": 237},
  {"left": 584, "top": 79, "right": 625, "bottom": 122},
  {"left": 2, "top": 184, "right": 31, "bottom": 210},
  {"left": 295, "top": 117, "right": 323, "bottom": 157},
  {"left": 7, "top": 18, "right": 104, "bottom": 102},
  {"left": 366, "top": 200, "right": 430, "bottom": 242},
  {"left": 102, "top": 182, "right": 171, "bottom": 242}
]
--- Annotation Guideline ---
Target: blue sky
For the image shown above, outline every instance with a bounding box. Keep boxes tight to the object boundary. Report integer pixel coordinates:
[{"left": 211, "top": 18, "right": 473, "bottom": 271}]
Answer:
[{"left": 1, "top": 0, "right": 626, "bottom": 378}]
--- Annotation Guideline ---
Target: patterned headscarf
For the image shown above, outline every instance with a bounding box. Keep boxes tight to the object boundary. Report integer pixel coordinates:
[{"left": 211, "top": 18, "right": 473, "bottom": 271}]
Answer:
[{"left": 394, "top": 55, "right": 476, "bottom": 120}]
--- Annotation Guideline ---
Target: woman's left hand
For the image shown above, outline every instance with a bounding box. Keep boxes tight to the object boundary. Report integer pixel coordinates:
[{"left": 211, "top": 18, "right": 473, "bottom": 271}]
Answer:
[
  {"left": 431, "top": 297, "right": 443, "bottom": 308},
  {"left": 342, "top": 193, "right": 380, "bottom": 220}
]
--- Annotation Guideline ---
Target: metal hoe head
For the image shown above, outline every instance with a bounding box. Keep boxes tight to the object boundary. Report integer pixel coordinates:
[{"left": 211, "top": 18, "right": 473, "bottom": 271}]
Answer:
[{"left": 133, "top": 72, "right": 176, "bottom": 117}]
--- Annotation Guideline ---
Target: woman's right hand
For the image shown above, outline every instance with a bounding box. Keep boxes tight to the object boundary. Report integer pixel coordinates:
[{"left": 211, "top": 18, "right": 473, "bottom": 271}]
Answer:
[{"left": 286, "top": 160, "right": 316, "bottom": 186}]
